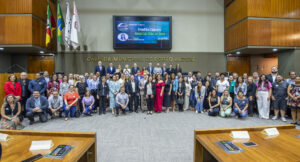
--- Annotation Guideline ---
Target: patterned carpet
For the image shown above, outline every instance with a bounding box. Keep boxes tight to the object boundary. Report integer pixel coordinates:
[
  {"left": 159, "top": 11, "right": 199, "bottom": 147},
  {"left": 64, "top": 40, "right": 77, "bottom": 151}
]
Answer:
[{"left": 24, "top": 110, "right": 295, "bottom": 162}]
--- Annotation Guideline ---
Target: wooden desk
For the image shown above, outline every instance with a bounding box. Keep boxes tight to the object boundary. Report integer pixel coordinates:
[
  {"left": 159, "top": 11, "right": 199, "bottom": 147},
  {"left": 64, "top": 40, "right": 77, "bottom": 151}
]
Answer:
[
  {"left": 0, "top": 130, "right": 97, "bottom": 162},
  {"left": 194, "top": 124, "right": 300, "bottom": 162}
]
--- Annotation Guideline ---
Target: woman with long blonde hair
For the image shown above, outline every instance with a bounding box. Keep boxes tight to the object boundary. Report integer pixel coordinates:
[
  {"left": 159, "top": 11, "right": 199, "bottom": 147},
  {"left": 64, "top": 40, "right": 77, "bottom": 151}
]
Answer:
[{"left": 220, "top": 90, "right": 232, "bottom": 118}]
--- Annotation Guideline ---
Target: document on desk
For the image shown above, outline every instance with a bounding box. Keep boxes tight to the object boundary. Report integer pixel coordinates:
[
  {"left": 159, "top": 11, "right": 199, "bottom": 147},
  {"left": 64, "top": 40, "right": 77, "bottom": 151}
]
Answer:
[
  {"left": 29, "top": 140, "right": 54, "bottom": 151},
  {"left": 0, "top": 133, "right": 12, "bottom": 141},
  {"left": 262, "top": 128, "right": 279, "bottom": 136},
  {"left": 230, "top": 131, "right": 250, "bottom": 139}
]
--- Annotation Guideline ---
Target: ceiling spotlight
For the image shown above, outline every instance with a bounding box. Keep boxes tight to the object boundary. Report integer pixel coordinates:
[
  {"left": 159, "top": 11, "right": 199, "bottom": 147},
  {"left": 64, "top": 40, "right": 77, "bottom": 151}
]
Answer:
[
  {"left": 40, "top": 51, "right": 44, "bottom": 54},
  {"left": 0, "top": 47, "right": 4, "bottom": 51},
  {"left": 273, "top": 49, "right": 278, "bottom": 52},
  {"left": 236, "top": 51, "right": 241, "bottom": 55},
  {"left": 227, "top": 53, "right": 231, "bottom": 56}
]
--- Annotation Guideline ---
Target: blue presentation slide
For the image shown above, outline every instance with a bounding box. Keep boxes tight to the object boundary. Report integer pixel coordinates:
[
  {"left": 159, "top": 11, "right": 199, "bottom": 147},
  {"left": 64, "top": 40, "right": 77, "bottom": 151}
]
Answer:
[{"left": 115, "top": 21, "right": 170, "bottom": 44}]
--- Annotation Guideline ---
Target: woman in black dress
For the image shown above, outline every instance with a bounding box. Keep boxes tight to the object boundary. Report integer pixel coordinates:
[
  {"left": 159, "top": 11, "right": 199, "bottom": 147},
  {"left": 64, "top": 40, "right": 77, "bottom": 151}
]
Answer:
[
  {"left": 76, "top": 76, "right": 88, "bottom": 113},
  {"left": 176, "top": 77, "right": 186, "bottom": 112},
  {"left": 163, "top": 73, "right": 172, "bottom": 113},
  {"left": 203, "top": 80, "right": 213, "bottom": 112}
]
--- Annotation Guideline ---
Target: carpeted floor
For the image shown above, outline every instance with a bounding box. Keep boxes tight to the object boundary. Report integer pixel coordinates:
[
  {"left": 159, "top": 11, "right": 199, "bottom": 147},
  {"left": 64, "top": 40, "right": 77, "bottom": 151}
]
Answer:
[{"left": 23, "top": 110, "right": 296, "bottom": 162}]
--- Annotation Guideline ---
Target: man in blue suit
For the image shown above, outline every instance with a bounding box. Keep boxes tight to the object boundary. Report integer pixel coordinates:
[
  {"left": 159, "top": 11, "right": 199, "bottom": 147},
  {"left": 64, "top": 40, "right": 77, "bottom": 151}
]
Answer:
[
  {"left": 94, "top": 60, "right": 106, "bottom": 77},
  {"left": 134, "top": 70, "right": 144, "bottom": 83},
  {"left": 107, "top": 62, "right": 116, "bottom": 76},
  {"left": 131, "top": 63, "right": 140, "bottom": 76},
  {"left": 161, "top": 63, "right": 167, "bottom": 76},
  {"left": 147, "top": 62, "right": 154, "bottom": 75}
]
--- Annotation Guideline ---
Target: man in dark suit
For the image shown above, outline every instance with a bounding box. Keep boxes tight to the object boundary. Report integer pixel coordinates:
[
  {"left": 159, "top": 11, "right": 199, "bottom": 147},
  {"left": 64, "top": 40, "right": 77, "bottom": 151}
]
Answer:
[
  {"left": 161, "top": 63, "right": 168, "bottom": 76},
  {"left": 266, "top": 66, "right": 278, "bottom": 83},
  {"left": 147, "top": 62, "right": 154, "bottom": 75},
  {"left": 97, "top": 77, "right": 109, "bottom": 115},
  {"left": 131, "top": 63, "right": 140, "bottom": 76},
  {"left": 18, "top": 72, "right": 31, "bottom": 116},
  {"left": 167, "top": 64, "right": 175, "bottom": 75},
  {"left": 94, "top": 60, "right": 106, "bottom": 77},
  {"left": 125, "top": 75, "right": 140, "bottom": 113},
  {"left": 107, "top": 62, "right": 116, "bottom": 76}
]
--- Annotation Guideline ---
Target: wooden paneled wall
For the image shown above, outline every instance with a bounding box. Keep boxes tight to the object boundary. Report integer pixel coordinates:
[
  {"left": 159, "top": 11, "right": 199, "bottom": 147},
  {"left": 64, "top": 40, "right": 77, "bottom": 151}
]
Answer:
[
  {"left": 227, "top": 56, "right": 250, "bottom": 76},
  {"left": 0, "top": 0, "right": 57, "bottom": 51},
  {"left": 28, "top": 55, "right": 55, "bottom": 75},
  {"left": 225, "top": 0, "right": 248, "bottom": 28},
  {"left": 225, "top": 20, "right": 248, "bottom": 51},
  {"left": 226, "top": 19, "right": 300, "bottom": 51},
  {"left": 248, "top": 0, "right": 300, "bottom": 19},
  {"left": 225, "top": 0, "right": 300, "bottom": 52}
]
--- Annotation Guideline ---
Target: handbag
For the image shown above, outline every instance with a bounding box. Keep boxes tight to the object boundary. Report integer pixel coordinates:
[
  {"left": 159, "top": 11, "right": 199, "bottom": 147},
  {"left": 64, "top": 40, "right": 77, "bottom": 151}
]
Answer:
[
  {"left": 75, "top": 106, "right": 81, "bottom": 118},
  {"left": 176, "top": 96, "right": 184, "bottom": 105}
]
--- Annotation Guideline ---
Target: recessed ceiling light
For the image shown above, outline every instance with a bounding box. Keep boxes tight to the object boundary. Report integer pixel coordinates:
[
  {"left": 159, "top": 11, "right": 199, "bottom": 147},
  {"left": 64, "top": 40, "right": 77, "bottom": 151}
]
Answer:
[
  {"left": 273, "top": 48, "right": 278, "bottom": 52},
  {"left": 40, "top": 51, "right": 44, "bottom": 54},
  {"left": 0, "top": 47, "right": 4, "bottom": 50},
  {"left": 236, "top": 51, "right": 241, "bottom": 55}
]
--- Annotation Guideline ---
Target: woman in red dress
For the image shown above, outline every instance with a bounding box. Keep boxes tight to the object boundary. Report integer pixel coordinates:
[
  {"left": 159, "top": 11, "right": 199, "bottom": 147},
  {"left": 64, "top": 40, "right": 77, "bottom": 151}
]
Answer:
[
  {"left": 4, "top": 74, "right": 22, "bottom": 101},
  {"left": 154, "top": 74, "right": 165, "bottom": 112}
]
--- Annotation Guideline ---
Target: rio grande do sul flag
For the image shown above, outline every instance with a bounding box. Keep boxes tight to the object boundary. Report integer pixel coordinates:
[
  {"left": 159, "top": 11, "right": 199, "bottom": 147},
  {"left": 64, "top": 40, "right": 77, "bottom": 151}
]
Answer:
[
  {"left": 70, "top": 1, "right": 80, "bottom": 48},
  {"left": 46, "top": 4, "right": 56, "bottom": 47},
  {"left": 57, "top": 0, "right": 65, "bottom": 44}
]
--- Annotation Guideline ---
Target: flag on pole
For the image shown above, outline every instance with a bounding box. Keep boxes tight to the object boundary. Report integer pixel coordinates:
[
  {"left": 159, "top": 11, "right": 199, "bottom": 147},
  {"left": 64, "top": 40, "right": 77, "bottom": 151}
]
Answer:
[
  {"left": 46, "top": 4, "right": 56, "bottom": 46},
  {"left": 65, "top": 1, "right": 72, "bottom": 47},
  {"left": 57, "top": 0, "right": 65, "bottom": 44},
  {"left": 70, "top": 1, "right": 80, "bottom": 48}
]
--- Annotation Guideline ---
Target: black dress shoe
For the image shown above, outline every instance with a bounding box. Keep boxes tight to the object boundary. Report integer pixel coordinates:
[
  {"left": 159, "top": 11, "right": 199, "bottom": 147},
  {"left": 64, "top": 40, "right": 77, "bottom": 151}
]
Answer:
[
  {"left": 135, "top": 110, "right": 138, "bottom": 113},
  {"left": 29, "top": 121, "right": 34, "bottom": 125}
]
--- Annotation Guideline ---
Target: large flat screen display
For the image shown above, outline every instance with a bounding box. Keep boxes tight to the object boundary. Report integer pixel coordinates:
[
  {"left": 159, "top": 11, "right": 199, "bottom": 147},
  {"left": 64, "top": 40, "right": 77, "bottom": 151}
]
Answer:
[{"left": 113, "top": 16, "right": 172, "bottom": 50}]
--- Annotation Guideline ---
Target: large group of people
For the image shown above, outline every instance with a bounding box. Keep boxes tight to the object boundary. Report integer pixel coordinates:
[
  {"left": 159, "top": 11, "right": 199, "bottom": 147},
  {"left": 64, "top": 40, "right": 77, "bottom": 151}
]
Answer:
[{"left": 1, "top": 61, "right": 300, "bottom": 130}]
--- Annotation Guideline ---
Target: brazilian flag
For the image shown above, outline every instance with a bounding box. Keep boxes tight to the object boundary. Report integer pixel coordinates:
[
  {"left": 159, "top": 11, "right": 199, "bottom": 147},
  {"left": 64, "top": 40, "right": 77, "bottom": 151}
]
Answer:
[{"left": 57, "top": 0, "right": 65, "bottom": 44}]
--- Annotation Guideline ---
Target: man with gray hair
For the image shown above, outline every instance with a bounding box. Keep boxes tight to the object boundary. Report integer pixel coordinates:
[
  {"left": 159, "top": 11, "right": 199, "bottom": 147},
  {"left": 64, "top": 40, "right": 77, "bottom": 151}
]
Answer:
[
  {"left": 131, "top": 63, "right": 140, "bottom": 76},
  {"left": 123, "top": 64, "right": 131, "bottom": 76},
  {"left": 147, "top": 62, "right": 153, "bottom": 75},
  {"left": 18, "top": 72, "right": 31, "bottom": 116},
  {"left": 154, "top": 63, "right": 162, "bottom": 75}
]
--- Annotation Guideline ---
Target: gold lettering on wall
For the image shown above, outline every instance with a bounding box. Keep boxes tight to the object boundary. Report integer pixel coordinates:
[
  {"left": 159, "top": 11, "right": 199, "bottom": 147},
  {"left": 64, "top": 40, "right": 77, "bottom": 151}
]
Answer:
[{"left": 85, "top": 57, "right": 196, "bottom": 62}]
